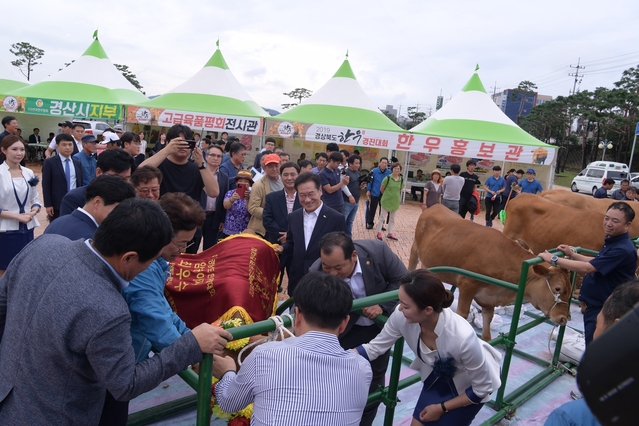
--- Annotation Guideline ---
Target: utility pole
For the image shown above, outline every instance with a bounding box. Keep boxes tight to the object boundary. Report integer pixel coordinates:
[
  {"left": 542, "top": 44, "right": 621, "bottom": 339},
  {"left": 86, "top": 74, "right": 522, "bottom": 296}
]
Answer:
[
  {"left": 490, "top": 81, "right": 501, "bottom": 103},
  {"left": 569, "top": 58, "right": 585, "bottom": 95}
]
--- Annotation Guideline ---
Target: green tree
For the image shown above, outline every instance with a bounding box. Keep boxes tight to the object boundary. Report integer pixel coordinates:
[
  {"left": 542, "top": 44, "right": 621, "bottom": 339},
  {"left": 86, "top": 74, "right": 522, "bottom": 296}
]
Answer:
[
  {"left": 58, "top": 60, "right": 75, "bottom": 72},
  {"left": 380, "top": 109, "right": 400, "bottom": 126},
  {"left": 282, "top": 88, "right": 312, "bottom": 110},
  {"left": 114, "top": 64, "right": 145, "bottom": 94},
  {"left": 407, "top": 106, "right": 426, "bottom": 127},
  {"left": 10, "top": 42, "right": 45, "bottom": 81},
  {"left": 511, "top": 80, "right": 538, "bottom": 123}
]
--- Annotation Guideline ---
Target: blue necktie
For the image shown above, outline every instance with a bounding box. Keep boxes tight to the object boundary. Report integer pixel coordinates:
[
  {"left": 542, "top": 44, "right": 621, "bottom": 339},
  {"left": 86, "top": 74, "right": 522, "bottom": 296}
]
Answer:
[{"left": 64, "top": 158, "right": 71, "bottom": 191}]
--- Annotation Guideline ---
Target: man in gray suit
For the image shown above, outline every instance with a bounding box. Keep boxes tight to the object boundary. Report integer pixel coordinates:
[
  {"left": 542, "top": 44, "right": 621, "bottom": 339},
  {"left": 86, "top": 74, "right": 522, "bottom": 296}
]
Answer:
[
  {"left": 310, "top": 231, "right": 407, "bottom": 426},
  {"left": 0, "top": 198, "right": 232, "bottom": 425}
]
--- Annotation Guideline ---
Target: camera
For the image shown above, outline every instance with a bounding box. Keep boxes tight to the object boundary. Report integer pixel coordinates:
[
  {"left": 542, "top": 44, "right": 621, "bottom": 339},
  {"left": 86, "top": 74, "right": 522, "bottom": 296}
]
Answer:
[{"left": 185, "top": 140, "right": 197, "bottom": 150}]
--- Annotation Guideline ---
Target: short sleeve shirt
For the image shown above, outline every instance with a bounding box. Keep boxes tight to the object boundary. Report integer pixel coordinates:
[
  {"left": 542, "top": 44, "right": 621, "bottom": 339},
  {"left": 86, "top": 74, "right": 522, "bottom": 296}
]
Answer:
[
  {"left": 484, "top": 176, "right": 506, "bottom": 193},
  {"left": 519, "top": 179, "right": 543, "bottom": 194},
  {"left": 320, "top": 167, "right": 344, "bottom": 208},
  {"left": 580, "top": 232, "right": 637, "bottom": 307},
  {"left": 157, "top": 159, "right": 204, "bottom": 202}
]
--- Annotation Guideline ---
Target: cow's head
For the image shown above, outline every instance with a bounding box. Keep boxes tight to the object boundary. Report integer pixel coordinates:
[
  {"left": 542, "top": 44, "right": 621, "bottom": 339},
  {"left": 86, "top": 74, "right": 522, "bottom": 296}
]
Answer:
[{"left": 527, "top": 264, "right": 572, "bottom": 325}]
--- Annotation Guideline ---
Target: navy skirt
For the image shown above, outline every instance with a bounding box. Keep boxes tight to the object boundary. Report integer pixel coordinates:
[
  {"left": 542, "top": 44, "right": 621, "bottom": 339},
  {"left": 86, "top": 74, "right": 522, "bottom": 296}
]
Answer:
[
  {"left": 0, "top": 228, "right": 34, "bottom": 270},
  {"left": 412, "top": 371, "right": 483, "bottom": 426}
]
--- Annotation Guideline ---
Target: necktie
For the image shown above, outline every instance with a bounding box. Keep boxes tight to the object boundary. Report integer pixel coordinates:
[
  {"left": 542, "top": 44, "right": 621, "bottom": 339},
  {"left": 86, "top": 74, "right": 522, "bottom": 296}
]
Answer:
[{"left": 64, "top": 158, "right": 71, "bottom": 191}]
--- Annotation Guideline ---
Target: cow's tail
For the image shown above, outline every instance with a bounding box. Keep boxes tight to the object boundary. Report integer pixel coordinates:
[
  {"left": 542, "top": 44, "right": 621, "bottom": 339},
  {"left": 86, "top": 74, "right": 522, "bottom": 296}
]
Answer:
[{"left": 408, "top": 238, "right": 420, "bottom": 270}]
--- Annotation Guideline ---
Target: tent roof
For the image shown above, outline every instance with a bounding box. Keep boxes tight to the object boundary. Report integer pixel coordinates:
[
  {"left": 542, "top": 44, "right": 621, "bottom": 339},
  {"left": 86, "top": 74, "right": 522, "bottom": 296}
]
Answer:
[
  {"left": 273, "top": 58, "right": 404, "bottom": 132},
  {"left": 140, "top": 48, "right": 267, "bottom": 118},
  {"left": 0, "top": 58, "right": 28, "bottom": 93},
  {"left": 410, "top": 72, "right": 551, "bottom": 148},
  {"left": 11, "top": 37, "right": 147, "bottom": 105}
]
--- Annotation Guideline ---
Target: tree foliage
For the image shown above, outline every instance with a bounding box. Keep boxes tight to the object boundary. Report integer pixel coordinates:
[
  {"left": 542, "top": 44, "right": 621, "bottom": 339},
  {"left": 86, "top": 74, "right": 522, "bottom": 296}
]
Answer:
[
  {"left": 281, "top": 88, "right": 312, "bottom": 110},
  {"left": 10, "top": 42, "right": 44, "bottom": 81},
  {"left": 407, "top": 106, "right": 427, "bottom": 127},
  {"left": 380, "top": 109, "right": 400, "bottom": 126},
  {"left": 114, "top": 64, "right": 145, "bottom": 94},
  {"left": 511, "top": 80, "right": 538, "bottom": 123},
  {"left": 519, "top": 65, "right": 639, "bottom": 171}
]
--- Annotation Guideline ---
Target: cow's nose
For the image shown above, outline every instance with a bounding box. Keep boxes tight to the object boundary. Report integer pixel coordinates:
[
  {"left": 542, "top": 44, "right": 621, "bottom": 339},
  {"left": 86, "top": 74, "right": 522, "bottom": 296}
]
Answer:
[{"left": 556, "top": 316, "right": 568, "bottom": 326}]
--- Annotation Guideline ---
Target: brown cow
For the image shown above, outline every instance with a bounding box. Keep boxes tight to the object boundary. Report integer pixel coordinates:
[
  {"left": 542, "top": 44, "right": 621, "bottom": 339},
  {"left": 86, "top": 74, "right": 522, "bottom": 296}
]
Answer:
[
  {"left": 408, "top": 204, "right": 571, "bottom": 341},
  {"left": 504, "top": 194, "right": 639, "bottom": 253},
  {"left": 541, "top": 190, "right": 639, "bottom": 227}
]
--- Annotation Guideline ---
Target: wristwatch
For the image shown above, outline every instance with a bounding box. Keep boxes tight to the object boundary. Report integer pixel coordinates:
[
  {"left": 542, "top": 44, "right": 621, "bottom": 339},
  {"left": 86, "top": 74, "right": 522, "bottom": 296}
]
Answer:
[
  {"left": 550, "top": 255, "right": 559, "bottom": 267},
  {"left": 198, "top": 163, "right": 207, "bottom": 170}
]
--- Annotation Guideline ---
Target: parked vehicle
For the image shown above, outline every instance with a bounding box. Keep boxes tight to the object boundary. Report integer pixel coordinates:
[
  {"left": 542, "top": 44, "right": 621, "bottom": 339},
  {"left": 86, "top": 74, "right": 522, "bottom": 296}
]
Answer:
[
  {"left": 571, "top": 161, "right": 629, "bottom": 196},
  {"left": 73, "top": 120, "right": 110, "bottom": 136}
]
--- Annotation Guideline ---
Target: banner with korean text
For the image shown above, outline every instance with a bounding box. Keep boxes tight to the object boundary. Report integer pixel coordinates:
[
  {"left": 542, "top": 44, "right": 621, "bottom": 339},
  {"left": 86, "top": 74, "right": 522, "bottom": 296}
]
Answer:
[
  {"left": 1, "top": 95, "right": 122, "bottom": 120},
  {"left": 265, "top": 119, "right": 556, "bottom": 165},
  {"left": 127, "top": 105, "right": 263, "bottom": 135}
]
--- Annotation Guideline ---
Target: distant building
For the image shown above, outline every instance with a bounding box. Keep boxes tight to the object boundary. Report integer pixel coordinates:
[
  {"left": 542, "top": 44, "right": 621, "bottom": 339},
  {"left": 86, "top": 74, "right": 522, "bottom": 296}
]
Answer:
[
  {"left": 383, "top": 104, "right": 398, "bottom": 117},
  {"left": 493, "top": 89, "right": 552, "bottom": 123}
]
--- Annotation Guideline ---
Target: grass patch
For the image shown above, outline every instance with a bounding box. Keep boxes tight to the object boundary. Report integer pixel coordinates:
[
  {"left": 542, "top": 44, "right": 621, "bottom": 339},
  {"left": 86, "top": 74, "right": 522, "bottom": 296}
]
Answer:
[{"left": 553, "top": 171, "right": 578, "bottom": 188}]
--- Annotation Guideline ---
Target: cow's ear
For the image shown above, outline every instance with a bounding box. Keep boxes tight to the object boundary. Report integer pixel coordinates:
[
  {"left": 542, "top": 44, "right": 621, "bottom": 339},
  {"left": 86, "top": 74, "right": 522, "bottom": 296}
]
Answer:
[{"left": 531, "top": 264, "right": 549, "bottom": 276}]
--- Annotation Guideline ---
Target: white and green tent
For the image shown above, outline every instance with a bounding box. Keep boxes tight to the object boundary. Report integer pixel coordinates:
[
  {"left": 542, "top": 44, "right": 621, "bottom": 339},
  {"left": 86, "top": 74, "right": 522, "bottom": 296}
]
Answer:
[
  {"left": 409, "top": 72, "right": 556, "bottom": 165},
  {"left": 266, "top": 57, "right": 406, "bottom": 148},
  {"left": 127, "top": 47, "right": 267, "bottom": 135},
  {"left": 7, "top": 34, "right": 146, "bottom": 120},
  {"left": 0, "top": 59, "right": 28, "bottom": 94}
]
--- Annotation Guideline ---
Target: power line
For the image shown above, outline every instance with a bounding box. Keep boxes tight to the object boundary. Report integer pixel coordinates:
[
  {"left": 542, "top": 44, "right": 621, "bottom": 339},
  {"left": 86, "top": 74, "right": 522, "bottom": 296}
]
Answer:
[{"left": 580, "top": 50, "right": 639, "bottom": 66}]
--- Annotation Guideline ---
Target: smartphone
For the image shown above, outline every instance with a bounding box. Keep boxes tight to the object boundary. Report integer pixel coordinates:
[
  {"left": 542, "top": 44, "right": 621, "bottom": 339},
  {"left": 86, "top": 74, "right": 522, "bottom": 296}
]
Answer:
[
  {"left": 185, "top": 139, "right": 197, "bottom": 150},
  {"left": 236, "top": 183, "right": 247, "bottom": 198}
]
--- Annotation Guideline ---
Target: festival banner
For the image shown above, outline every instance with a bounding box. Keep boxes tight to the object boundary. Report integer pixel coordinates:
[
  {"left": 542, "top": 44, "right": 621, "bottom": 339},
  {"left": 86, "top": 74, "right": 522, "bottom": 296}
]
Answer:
[
  {"left": 164, "top": 234, "right": 280, "bottom": 330},
  {"left": 127, "top": 105, "right": 263, "bottom": 135},
  {"left": 1, "top": 95, "right": 122, "bottom": 120},
  {"left": 265, "top": 118, "right": 555, "bottom": 165}
]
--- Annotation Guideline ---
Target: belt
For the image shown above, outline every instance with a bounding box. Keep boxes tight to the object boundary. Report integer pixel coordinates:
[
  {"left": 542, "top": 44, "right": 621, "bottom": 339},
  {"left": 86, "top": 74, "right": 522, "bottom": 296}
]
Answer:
[
  {"left": 579, "top": 301, "right": 601, "bottom": 309},
  {"left": 206, "top": 211, "right": 216, "bottom": 214}
]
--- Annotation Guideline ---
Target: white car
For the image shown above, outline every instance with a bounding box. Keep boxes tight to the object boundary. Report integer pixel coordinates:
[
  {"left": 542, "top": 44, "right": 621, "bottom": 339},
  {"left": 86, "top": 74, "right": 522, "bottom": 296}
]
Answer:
[
  {"left": 73, "top": 120, "right": 111, "bottom": 136},
  {"left": 571, "top": 161, "right": 629, "bottom": 196}
]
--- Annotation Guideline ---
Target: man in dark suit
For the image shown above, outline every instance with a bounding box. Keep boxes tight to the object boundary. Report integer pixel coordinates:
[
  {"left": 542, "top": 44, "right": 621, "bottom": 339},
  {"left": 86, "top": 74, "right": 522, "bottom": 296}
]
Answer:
[
  {"left": 27, "top": 128, "right": 41, "bottom": 161},
  {"left": 201, "top": 144, "right": 229, "bottom": 250},
  {"left": 44, "top": 175, "right": 135, "bottom": 241},
  {"left": 310, "top": 232, "right": 406, "bottom": 426},
  {"left": 59, "top": 149, "right": 135, "bottom": 216},
  {"left": 42, "top": 134, "right": 83, "bottom": 222},
  {"left": 280, "top": 172, "right": 347, "bottom": 296},
  {"left": 263, "top": 162, "right": 302, "bottom": 245}
]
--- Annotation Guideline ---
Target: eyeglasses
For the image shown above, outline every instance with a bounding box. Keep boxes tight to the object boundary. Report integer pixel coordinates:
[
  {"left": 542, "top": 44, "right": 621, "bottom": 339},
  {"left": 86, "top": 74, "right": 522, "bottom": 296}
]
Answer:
[
  {"left": 172, "top": 240, "right": 195, "bottom": 252},
  {"left": 136, "top": 187, "right": 160, "bottom": 195},
  {"left": 207, "top": 153, "right": 223, "bottom": 158}
]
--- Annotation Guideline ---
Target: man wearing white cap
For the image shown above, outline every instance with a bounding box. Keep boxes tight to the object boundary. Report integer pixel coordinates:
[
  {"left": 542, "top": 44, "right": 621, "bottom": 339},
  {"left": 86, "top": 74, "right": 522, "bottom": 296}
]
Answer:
[
  {"left": 519, "top": 168, "right": 543, "bottom": 194},
  {"left": 45, "top": 121, "right": 78, "bottom": 158}
]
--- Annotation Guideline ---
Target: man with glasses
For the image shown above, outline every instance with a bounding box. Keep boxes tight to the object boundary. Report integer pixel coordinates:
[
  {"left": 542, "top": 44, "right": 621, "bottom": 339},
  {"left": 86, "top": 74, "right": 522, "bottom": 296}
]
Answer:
[
  {"left": 59, "top": 150, "right": 136, "bottom": 216},
  {"left": 121, "top": 132, "right": 144, "bottom": 166},
  {"left": 140, "top": 124, "right": 219, "bottom": 254},
  {"left": 201, "top": 145, "right": 229, "bottom": 250},
  {"left": 131, "top": 166, "right": 163, "bottom": 202},
  {"left": 219, "top": 142, "right": 246, "bottom": 190},
  {"left": 280, "top": 172, "right": 347, "bottom": 297}
]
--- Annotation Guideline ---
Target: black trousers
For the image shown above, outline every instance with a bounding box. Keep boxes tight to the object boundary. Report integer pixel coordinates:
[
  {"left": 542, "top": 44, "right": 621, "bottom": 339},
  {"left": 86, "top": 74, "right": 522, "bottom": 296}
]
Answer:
[
  {"left": 339, "top": 324, "right": 391, "bottom": 426},
  {"left": 98, "top": 390, "right": 129, "bottom": 426},
  {"left": 459, "top": 195, "right": 472, "bottom": 218},
  {"left": 366, "top": 196, "right": 381, "bottom": 226},
  {"left": 484, "top": 196, "right": 501, "bottom": 222},
  {"left": 202, "top": 212, "right": 223, "bottom": 251}
]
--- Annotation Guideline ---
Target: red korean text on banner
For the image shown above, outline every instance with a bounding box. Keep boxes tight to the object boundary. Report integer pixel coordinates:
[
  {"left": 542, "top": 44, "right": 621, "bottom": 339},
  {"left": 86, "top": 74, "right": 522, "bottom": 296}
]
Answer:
[
  {"left": 396, "top": 134, "right": 414, "bottom": 151},
  {"left": 422, "top": 137, "right": 441, "bottom": 153},
  {"left": 451, "top": 139, "right": 469, "bottom": 157},
  {"left": 160, "top": 112, "right": 173, "bottom": 125},
  {"left": 477, "top": 142, "right": 496, "bottom": 158},
  {"left": 505, "top": 145, "right": 524, "bottom": 161}
]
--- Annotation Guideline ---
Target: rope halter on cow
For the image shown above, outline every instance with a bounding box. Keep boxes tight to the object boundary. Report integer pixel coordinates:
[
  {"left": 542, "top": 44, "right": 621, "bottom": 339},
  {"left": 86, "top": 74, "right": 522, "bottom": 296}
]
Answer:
[
  {"left": 237, "top": 313, "right": 295, "bottom": 365},
  {"left": 544, "top": 278, "right": 569, "bottom": 317}
]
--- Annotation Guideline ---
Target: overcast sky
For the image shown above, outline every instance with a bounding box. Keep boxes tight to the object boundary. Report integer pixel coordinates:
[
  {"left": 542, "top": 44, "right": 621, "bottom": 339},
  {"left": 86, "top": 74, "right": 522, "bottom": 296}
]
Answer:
[{"left": 3, "top": 0, "right": 638, "bottom": 116}]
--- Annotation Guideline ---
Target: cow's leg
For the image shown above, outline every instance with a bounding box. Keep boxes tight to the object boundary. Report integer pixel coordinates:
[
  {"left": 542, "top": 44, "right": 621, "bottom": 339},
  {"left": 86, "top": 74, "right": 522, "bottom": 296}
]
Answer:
[
  {"left": 408, "top": 240, "right": 420, "bottom": 270},
  {"left": 455, "top": 281, "right": 475, "bottom": 320},
  {"left": 481, "top": 306, "right": 495, "bottom": 341}
]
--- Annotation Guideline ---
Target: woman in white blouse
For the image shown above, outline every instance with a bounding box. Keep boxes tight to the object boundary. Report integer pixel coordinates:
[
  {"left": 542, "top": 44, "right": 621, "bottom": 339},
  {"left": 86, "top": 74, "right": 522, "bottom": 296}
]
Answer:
[
  {"left": 357, "top": 269, "right": 502, "bottom": 425},
  {"left": 0, "top": 135, "right": 41, "bottom": 277}
]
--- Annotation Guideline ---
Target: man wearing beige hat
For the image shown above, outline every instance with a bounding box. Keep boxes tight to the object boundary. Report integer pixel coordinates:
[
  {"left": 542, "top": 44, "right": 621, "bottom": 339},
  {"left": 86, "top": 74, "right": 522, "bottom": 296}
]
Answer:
[{"left": 246, "top": 153, "right": 284, "bottom": 238}]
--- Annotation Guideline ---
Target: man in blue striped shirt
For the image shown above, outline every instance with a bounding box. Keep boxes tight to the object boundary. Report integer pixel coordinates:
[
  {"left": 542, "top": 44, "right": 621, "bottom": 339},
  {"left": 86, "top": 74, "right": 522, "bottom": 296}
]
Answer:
[{"left": 213, "top": 272, "right": 372, "bottom": 425}]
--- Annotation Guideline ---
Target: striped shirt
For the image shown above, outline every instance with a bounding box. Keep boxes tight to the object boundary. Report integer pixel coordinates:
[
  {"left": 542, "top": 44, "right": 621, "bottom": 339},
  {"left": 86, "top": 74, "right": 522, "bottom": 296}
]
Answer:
[{"left": 215, "top": 331, "right": 372, "bottom": 425}]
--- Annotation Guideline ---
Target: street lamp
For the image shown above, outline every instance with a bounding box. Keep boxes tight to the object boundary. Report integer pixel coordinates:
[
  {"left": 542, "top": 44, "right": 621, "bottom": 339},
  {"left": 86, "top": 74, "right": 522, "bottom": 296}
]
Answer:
[{"left": 598, "top": 141, "right": 613, "bottom": 161}]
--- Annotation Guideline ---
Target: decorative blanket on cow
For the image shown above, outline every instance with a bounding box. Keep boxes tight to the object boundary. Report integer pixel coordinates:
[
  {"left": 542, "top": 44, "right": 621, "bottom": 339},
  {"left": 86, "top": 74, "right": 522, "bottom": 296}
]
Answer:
[{"left": 164, "top": 234, "right": 280, "bottom": 329}]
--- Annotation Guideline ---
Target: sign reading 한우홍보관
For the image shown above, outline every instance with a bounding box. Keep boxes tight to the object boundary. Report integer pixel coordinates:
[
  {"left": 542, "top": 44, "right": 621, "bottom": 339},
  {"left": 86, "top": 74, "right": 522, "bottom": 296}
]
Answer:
[
  {"left": 1, "top": 95, "right": 122, "bottom": 119},
  {"left": 265, "top": 118, "right": 556, "bottom": 166},
  {"left": 126, "top": 105, "right": 263, "bottom": 135}
]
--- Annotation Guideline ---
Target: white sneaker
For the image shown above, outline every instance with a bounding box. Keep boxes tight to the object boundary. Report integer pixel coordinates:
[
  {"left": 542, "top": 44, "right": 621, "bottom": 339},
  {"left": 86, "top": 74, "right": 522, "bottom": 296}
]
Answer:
[
  {"left": 473, "top": 313, "right": 504, "bottom": 330},
  {"left": 558, "top": 333, "right": 585, "bottom": 364},
  {"left": 550, "top": 327, "right": 581, "bottom": 342}
]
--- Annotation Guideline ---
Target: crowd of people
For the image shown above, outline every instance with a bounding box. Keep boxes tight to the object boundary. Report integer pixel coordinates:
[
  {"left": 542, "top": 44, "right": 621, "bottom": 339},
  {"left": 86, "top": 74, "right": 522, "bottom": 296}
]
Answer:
[{"left": 0, "top": 118, "right": 633, "bottom": 425}]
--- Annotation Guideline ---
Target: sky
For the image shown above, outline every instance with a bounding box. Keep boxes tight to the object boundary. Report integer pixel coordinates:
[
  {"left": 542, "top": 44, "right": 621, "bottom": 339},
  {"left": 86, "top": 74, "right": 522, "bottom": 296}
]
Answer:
[{"left": 2, "top": 0, "right": 639, "bottom": 116}]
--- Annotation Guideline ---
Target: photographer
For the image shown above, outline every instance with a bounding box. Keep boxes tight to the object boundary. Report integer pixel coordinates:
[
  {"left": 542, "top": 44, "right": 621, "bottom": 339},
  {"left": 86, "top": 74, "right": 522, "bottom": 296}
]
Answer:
[{"left": 139, "top": 124, "right": 219, "bottom": 253}]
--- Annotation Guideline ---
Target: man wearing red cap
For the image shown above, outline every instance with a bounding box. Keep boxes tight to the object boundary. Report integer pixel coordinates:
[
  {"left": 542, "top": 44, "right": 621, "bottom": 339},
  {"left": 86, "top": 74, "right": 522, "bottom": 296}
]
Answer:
[{"left": 246, "top": 154, "right": 284, "bottom": 237}]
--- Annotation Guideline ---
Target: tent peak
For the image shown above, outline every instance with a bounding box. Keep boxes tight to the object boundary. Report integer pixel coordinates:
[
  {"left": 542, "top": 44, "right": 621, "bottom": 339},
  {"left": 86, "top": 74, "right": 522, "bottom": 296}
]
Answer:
[
  {"left": 204, "top": 49, "right": 229, "bottom": 70},
  {"left": 461, "top": 72, "right": 487, "bottom": 94},
  {"left": 81, "top": 39, "right": 109, "bottom": 60},
  {"left": 332, "top": 59, "right": 356, "bottom": 80}
]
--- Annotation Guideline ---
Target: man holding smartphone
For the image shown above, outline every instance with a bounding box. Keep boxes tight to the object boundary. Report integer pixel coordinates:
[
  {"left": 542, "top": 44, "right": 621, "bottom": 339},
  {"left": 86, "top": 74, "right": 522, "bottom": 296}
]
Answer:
[{"left": 139, "top": 124, "right": 220, "bottom": 253}]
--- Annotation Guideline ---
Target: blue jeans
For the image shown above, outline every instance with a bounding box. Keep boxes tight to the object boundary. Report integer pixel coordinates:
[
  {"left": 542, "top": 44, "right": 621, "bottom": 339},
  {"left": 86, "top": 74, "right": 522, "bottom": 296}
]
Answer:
[{"left": 343, "top": 201, "right": 359, "bottom": 236}]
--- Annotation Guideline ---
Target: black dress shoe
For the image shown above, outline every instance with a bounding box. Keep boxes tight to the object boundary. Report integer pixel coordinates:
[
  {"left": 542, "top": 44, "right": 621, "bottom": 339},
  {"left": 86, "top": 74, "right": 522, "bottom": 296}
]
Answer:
[
  {"left": 366, "top": 223, "right": 373, "bottom": 230},
  {"left": 382, "top": 226, "right": 387, "bottom": 231}
]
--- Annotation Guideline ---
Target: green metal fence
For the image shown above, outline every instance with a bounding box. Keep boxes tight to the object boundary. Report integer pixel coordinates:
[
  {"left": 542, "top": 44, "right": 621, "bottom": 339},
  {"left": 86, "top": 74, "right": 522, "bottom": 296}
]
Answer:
[{"left": 129, "top": 249, "right": 587, "bottom": 426}]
